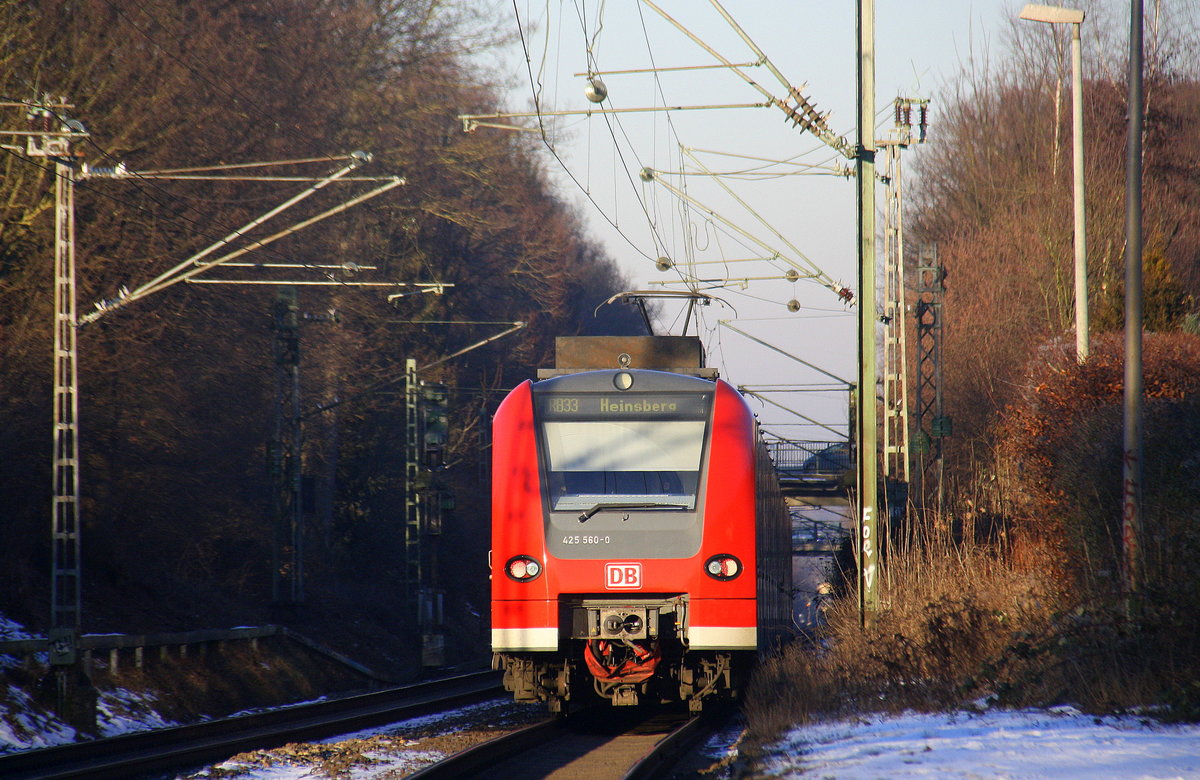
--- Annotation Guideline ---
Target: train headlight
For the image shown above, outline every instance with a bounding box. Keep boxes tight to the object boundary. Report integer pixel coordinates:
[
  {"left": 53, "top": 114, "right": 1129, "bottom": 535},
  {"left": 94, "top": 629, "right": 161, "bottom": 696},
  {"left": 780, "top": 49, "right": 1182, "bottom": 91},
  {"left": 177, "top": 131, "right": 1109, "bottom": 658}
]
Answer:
[
  {"left": 505, "top": 555, "right": 543, "bottom": 582},
  {"left": 704, "top": 554, "right": 742, "bottom": 580}
]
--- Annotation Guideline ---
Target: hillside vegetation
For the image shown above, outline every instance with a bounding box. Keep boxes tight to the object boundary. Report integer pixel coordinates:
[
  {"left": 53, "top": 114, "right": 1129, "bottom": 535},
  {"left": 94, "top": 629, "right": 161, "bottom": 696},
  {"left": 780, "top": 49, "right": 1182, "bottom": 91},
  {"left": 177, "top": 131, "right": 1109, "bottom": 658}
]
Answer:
[
  {"left": 0, "top": 0, "right": 642, "bottom": 665},
  {"left": 746, "top": 0, "right": 1200, "bottom": 742}
]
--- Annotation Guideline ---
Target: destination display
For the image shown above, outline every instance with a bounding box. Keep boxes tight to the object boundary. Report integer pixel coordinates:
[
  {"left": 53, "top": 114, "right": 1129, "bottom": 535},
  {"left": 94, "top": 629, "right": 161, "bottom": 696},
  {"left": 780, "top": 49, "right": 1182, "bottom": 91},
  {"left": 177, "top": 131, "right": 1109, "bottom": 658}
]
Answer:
[{"left": 537, "top": 392, "right": 711, "bottom": 420}]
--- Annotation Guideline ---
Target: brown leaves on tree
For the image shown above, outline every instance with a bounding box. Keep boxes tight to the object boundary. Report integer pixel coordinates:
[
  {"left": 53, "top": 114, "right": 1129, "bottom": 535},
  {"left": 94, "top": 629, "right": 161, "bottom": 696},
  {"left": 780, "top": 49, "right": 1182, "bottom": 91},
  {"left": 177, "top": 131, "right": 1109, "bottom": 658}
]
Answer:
[{"left": 0, "top": 0, "right": 644, "bottom": 633}]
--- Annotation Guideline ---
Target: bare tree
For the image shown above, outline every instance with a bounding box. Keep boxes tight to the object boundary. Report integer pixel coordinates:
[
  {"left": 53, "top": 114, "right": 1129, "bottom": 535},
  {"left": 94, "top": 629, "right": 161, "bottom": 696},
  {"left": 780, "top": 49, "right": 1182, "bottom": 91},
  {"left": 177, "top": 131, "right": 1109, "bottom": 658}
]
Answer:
[
  {"left": 909, "top": 1, "right": 1200, "bottom": 466},
  {"left": 0, "top": 0, "right": 638, "bottom": 638}
]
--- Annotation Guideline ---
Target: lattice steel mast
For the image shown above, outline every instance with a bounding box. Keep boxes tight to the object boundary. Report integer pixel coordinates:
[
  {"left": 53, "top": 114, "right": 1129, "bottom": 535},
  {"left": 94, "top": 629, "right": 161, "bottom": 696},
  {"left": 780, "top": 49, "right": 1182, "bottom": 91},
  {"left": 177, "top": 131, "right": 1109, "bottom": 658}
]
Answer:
[{"left": 881, "top": 98, "right": 928, "bottom": 484}]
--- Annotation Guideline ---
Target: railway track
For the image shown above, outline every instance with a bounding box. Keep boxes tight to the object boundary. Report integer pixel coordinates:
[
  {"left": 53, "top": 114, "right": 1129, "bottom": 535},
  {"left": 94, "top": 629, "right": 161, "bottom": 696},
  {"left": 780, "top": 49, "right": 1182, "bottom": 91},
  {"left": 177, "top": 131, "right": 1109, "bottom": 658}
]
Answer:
[
  {"left": 0, "top": 670, "right": 501, "bottom": 779},
  {"left": 410, "top": 705, "right": 729, "bottom": 780}
]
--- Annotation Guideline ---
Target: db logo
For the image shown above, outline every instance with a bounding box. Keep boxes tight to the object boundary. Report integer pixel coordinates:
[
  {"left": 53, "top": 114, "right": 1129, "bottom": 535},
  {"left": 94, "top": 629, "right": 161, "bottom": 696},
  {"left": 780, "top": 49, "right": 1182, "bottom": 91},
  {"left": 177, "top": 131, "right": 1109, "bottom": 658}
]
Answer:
[{"left": 605, "top": 562, "right": 642, "bottom": 590}]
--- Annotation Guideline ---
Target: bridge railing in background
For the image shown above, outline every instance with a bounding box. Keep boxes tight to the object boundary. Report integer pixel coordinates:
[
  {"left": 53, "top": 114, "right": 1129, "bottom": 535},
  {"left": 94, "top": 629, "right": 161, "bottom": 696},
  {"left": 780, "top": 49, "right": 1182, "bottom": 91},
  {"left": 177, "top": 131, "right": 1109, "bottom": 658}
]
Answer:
[{"left": 766, "top": 438, "right": 852, "bottom": 482}]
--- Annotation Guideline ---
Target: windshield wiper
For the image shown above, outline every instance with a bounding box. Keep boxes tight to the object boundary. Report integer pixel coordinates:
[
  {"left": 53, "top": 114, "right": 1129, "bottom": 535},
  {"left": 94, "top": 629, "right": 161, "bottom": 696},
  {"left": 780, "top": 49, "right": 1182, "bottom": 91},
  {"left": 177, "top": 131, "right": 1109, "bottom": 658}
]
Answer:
[{"left": 577, "top": 502, "right": 689, "bottom": 523}]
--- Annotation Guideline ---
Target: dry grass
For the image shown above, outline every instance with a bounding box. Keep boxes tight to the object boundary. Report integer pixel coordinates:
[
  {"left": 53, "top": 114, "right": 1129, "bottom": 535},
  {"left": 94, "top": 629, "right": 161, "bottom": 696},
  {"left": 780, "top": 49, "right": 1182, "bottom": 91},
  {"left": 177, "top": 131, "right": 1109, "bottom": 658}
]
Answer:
[
  {"left": 742, "top": 528, "right": 1200, "bottom": 746},
  {"left": 745, "top": 540, "right": 1057, "bottom": 742}
]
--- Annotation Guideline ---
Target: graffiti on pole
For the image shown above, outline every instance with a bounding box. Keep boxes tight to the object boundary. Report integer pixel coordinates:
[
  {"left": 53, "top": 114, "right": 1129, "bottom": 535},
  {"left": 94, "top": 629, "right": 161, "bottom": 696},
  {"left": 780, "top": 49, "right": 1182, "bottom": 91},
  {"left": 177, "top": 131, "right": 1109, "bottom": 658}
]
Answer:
[
  {"left": 861, "top": 505, "right": 877, "bottom": 594},
  {"left": 1122, "top": 449, "right": 1140, "bottom": 591}
]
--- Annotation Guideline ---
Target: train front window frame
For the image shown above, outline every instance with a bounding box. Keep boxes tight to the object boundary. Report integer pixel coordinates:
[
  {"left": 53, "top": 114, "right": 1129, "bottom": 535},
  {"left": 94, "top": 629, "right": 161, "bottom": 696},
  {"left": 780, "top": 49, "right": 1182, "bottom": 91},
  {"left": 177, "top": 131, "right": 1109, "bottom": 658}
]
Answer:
[
  {"left": 542, "top": 419, "right": 704, "bottom": 511},
  {"left": 534, "top": 390, "right": 712, "bottom": 515}
]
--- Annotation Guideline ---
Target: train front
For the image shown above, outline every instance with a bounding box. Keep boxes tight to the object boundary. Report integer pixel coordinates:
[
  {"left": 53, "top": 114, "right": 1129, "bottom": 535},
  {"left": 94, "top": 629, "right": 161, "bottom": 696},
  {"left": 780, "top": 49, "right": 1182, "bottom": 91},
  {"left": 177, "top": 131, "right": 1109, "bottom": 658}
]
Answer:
[{"left": 491, "top": 368, "right": 759, "bottom": 712}]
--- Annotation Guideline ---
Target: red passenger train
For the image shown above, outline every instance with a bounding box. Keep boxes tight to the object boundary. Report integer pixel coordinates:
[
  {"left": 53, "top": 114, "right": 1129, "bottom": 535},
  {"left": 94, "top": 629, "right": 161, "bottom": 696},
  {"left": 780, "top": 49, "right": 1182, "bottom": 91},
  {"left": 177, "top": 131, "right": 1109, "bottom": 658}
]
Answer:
[{"left": 490, "top": 337, "right": 791, "bottom": 712}]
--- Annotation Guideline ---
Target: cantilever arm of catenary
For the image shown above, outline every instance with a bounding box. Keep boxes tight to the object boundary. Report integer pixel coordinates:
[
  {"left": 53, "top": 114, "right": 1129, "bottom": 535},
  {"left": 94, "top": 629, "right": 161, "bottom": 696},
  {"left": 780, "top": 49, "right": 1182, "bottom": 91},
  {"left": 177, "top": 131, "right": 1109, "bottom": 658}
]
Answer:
[
  {"left": 642, "top": 168, "right": 847, "bottom": 300},
  {"left": 680, "top": 147, "right": 841, "bottom": 286},
  {"left": 80, "top": 153, "right": 398, "bottom": 324},
  {"left": 173, "top": 178, "right": 404, "bottom": 285},
  {"left": 638, "top": 0, "right": 853, "bottom": 158},
  {"left": 739, "top": 388, "right": 848, "bottom": 440},
  {"left": 720, "top": 320, "right": 852, "bottom": 386}
]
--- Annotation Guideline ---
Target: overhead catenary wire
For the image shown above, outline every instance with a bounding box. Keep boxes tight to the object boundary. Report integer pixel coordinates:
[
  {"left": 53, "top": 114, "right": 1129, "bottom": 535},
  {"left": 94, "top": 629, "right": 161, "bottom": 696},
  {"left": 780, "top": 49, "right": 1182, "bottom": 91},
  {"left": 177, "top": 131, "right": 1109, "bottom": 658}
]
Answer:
[
  {"left": 0, "top": 142, "right": 347, "bottom": 284},
  {"left": 633, "top": 0, "right": 702, "bottom": 286},
  {"left": 683, "top": 146, "right": 844, "bottom": 290},
  {"left": 505, "top": 2, "right": 865, "bottom": 399},
  {"left": 1, "top": 100, "right": 296, "bottom": 259},
  {"left": 506, "top": 1, "right": 866, "bottom": 346},
  {"left": 637, "top": 0, "right": 854, "bottom": 157},
  {"left": 2, "top": 94, "right": 398, "bottom": 282},
  {"left": 741, "top": 389, "right": 848, "bottom": 439},
  {"left": 650, "top": 144, "right": 853, "bottom": 179},
  {"left": 511, "top": 0, "right": 659, "bottom": 264},
  {"left": 303, "top": 321, "right": 527, "bottom": 419}
]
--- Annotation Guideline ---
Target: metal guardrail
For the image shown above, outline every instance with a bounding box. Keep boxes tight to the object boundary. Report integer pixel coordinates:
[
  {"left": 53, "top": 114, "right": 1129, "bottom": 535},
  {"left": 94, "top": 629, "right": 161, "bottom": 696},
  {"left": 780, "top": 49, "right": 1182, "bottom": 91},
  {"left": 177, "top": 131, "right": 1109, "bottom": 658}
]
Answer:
[
  {"left": 0, "top": 625, "right": 276, "bottom": 656},
  {"left": 0, "top": 624, "right": 398, "bottom": 683}
]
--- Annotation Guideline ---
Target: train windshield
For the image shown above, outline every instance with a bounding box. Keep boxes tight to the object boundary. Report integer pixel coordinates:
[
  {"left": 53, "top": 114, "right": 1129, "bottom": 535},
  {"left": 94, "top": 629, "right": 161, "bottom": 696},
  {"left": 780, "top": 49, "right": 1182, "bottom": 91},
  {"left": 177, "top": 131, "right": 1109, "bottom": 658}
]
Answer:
[{"left": 538, "top": 393, "right": 710, "bottom": 512}]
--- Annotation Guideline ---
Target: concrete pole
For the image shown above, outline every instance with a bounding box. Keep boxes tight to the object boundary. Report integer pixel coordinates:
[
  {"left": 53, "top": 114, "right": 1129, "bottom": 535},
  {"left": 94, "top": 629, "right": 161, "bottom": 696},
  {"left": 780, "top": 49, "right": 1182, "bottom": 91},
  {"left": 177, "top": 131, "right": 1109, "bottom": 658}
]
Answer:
[
  {"left": 1122, "top": 0, "right": 1143, "bottom": 599},
  {"left": 1070, "top": 23, "right": 1089, "bottom": 363},
  {"left": 857, "top": 0, "right": 879, "bottom": 620}
]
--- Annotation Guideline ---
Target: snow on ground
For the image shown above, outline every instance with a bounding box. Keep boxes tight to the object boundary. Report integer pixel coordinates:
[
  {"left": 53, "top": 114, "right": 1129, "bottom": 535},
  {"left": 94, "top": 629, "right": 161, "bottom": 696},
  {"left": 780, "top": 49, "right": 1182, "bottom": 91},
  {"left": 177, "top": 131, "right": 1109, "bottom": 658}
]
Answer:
[
  {"left": 0, "top": 614, "right": 74, "bottom": 753},
  {"left": 760, "top": 706, "right": 1200, "bottom": 778},
  {"left": 0, "top": 684, "right": 77, "bottom": 752},
  {"left": 0, "top": 616, "right": 37, "bottom": 641},
  {"left": 1, "top": 612, "right": 183, "bottom": 751},
  {"left": 179, "top": 699, "right": 538, "bottom": 779},
  {"left": 7, "top": 608, "right": 1200, "bottom": 777},
  {"left": 197, "top": 746, "right": 446, "bottom": 780},
  {"left": 97, "top": 688, "right": 178, "bottom": 738}
]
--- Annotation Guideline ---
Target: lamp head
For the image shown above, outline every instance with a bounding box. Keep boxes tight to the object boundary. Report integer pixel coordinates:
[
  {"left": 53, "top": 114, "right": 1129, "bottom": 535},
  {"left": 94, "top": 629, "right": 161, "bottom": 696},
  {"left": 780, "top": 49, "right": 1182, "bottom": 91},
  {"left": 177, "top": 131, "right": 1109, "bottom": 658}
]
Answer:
[{"left": 1019, "top": 4, "right": 1085, "bottom": 24}]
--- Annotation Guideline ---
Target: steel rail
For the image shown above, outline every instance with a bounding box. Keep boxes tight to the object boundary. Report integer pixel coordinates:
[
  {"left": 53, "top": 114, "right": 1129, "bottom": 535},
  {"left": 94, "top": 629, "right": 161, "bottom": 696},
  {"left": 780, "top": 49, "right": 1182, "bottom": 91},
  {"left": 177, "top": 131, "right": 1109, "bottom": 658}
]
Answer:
[{"left": 0, "top": 670, "right": 501, "bottom": 780}]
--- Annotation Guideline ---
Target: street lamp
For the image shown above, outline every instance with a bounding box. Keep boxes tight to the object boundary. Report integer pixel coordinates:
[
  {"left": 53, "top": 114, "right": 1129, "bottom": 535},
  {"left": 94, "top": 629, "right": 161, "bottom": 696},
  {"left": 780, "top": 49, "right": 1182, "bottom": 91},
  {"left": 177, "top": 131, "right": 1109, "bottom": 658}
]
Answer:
[{"left": 1020, "top": 3, "right": 1088, "bottom": 363}]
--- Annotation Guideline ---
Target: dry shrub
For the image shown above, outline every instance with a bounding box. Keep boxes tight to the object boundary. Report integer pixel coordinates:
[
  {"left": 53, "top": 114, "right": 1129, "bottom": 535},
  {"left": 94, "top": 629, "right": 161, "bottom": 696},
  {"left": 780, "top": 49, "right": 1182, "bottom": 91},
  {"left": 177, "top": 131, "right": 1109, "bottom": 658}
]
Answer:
[
  {"left": 989, "top": 332, "right": 1200, "bottom": 720},
  {"left": 744, "top": 540, "right": 1065, "bottom": 744},
  {"left": 747, "top": 530, "right": 1200, "bottom": 746},
  {"left": 745, "top": 332, "right": 1200, "bottom": 743}
]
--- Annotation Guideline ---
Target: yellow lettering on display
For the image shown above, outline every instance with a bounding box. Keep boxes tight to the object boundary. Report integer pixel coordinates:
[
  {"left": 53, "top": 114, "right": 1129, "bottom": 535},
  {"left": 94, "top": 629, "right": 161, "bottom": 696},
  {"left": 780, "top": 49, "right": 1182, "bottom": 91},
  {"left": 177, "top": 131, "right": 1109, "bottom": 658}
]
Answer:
[{"left": 598, "top": 398, "right": 678, "bottom": 414}]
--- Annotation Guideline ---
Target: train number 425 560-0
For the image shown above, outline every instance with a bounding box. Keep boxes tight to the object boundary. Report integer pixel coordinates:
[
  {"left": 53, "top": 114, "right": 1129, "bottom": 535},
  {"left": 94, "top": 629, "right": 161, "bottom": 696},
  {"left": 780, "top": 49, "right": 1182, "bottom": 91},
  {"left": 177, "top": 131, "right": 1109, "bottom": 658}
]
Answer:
[{"left": 561, "top": 535, "right": 611, "bottom": 545}]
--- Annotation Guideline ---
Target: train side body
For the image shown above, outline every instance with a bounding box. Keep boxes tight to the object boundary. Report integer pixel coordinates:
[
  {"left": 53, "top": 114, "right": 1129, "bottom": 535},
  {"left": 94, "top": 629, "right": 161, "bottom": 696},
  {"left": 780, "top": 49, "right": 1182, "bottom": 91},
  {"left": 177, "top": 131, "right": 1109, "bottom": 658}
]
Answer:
[{"left": 490, "top": 367, "right": 790, "bottom": 711}]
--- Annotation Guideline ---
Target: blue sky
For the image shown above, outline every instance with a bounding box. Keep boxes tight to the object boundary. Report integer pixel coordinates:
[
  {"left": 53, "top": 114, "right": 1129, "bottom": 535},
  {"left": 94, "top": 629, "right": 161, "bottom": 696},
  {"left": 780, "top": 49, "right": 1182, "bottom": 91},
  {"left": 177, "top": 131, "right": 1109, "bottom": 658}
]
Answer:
[{"left": 490, "top": 2, "right": 1019, "bottom": 436}]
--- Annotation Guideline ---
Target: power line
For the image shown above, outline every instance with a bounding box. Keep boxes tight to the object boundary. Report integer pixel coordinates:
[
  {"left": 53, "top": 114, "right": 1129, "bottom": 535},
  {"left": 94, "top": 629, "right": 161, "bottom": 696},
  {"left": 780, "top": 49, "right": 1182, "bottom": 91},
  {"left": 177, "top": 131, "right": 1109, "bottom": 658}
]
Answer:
[
  {"left": 0, "top": 98, "right": 390, "bottom": 278},
  {"left": 511, "top": 0, "right": 657, "bottom": 264}
]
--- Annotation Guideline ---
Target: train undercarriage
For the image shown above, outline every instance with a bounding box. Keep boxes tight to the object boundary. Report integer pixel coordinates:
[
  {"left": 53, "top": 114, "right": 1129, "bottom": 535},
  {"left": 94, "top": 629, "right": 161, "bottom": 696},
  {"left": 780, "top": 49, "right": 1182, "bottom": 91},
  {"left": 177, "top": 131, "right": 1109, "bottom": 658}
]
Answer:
[
  {"left": 494, "top": 648, "right": 740, "bottom": 712},
  {"left": 494, "top": 596, "right": 747, "bottom": 712}
]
